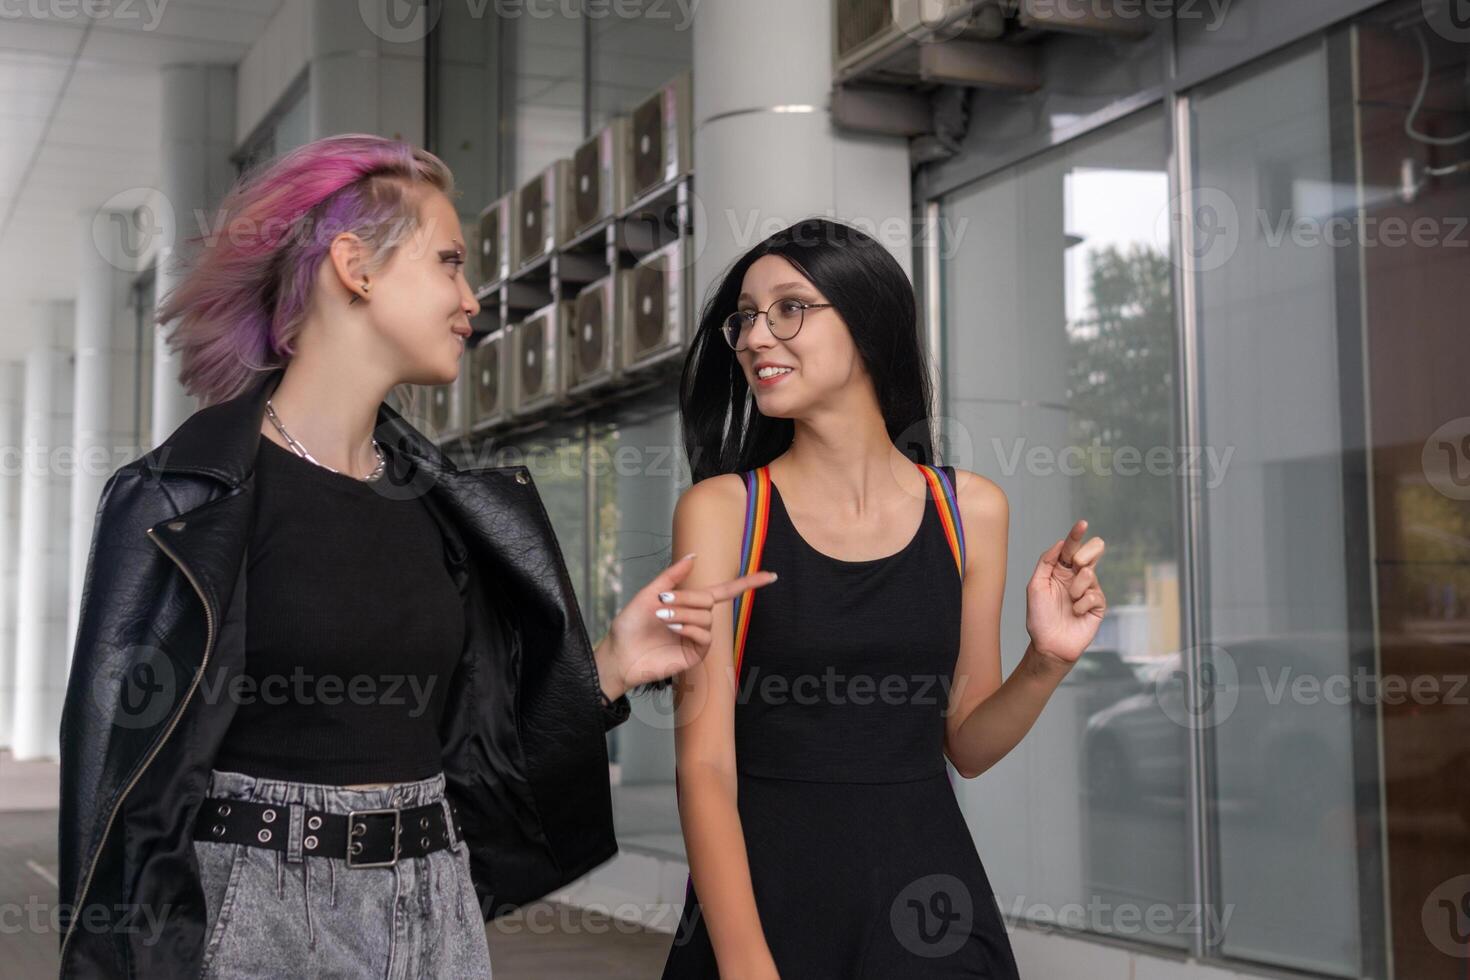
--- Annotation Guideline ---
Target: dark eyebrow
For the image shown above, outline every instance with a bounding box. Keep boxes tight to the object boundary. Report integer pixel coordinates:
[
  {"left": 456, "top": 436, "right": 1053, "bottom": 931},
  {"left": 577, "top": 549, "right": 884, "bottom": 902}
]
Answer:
[
  {"left": 439, "top": 244, "right": 465, "bottom": 258},
  {"left": 737, "top": 281, "right": 817, "bottom": 302}
]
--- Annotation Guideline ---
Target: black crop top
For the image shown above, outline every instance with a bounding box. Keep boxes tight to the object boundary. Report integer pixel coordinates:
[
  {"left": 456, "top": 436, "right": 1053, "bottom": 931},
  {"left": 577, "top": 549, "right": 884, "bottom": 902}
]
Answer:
[{"left": 210, "top": 436, "right": 466, "bottom": 785}]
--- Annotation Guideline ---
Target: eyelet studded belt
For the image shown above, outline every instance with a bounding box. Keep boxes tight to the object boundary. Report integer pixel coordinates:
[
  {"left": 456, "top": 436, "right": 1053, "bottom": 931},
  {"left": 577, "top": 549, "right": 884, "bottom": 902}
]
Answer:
[{"left": 193, "top": 796, "right": 464, "bottom": 868}]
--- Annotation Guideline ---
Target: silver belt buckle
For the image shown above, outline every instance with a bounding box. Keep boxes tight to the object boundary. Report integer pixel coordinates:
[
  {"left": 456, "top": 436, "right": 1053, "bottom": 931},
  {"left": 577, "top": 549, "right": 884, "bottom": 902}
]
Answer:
[{"left": 346, "top": 808, "right": 401, "bottom": 868}]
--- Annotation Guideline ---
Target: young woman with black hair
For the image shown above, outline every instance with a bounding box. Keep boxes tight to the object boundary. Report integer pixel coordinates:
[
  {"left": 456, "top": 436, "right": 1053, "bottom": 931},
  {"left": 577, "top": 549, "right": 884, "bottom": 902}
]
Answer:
[{"left": 659, "top": 218, "right": 1108, "bottom": 978}]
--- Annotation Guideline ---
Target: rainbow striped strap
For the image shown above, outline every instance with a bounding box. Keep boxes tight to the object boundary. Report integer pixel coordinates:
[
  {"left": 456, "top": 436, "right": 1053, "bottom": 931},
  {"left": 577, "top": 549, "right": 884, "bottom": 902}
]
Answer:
[
  {"left": 731, "top": 466, "right": 772, "bottom": 678},
  {"left": 918, "top": 462, "right": 966, "bottom": 580}
]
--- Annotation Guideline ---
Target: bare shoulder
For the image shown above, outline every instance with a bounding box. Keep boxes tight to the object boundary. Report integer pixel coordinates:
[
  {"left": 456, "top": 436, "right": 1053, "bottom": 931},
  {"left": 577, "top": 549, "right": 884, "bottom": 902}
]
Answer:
[
  {"left": 675, "top": 472, "right": 747, "bottom": 516},
  {"left": 949, "top": 468, "right": 1008, "bottom": 528},
  {"left": 672, "top": 473, "right": 749, "bottom": 580}
]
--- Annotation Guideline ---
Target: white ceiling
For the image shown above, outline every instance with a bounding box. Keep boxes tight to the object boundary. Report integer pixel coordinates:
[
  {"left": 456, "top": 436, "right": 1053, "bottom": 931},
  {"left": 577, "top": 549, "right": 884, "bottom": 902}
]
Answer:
[{"left": 0, "top": 0, "right": 283, "bottom": 361}]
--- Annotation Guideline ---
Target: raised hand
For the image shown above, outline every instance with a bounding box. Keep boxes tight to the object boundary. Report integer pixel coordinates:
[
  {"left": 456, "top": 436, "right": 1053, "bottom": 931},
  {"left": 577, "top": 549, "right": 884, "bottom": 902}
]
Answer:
[
  {"left": 1025, "top": 520, "right": 1107, "bottom": 669},
  {"left": 601, "top": 553, "right": 778, "bottom": 693}
]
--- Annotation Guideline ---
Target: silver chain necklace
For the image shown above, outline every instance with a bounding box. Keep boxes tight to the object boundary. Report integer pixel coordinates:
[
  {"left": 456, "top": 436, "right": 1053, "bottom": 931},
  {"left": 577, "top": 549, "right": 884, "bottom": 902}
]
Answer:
[{"left": 264, "top": 397, "right": 385, "bottom": 482}]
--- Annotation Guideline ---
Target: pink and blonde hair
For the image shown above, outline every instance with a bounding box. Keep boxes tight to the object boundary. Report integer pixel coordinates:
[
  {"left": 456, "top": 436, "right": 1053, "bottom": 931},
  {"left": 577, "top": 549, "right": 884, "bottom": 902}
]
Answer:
[{"left": 156, "top": 133, "right": 456, "bottom": 406}]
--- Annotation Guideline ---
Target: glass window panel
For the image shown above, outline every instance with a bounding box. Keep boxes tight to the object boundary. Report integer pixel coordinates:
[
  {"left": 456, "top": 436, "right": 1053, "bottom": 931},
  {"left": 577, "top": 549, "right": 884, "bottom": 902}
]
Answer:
[
  {"left": 1190, "top": 40, "right": 1365, "bottom": 976},
  {"left": 940, "top": 107, "right": 1188, "bottom": 948},
  {"left": 588, "top": 0, "right": 693, "bottom": 130},
  {"left": 508, "top": 9, "right": 585, "bottom": 186},
  {"left": 589, "top": 393, "right": 685, "bottom": 857}
]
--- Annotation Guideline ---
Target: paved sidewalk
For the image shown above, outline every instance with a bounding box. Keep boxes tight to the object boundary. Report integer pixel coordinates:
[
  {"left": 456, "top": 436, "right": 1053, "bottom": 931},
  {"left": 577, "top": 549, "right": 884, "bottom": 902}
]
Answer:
[{"left": 0, "top": 750, "right": 670, "bottom": 978}]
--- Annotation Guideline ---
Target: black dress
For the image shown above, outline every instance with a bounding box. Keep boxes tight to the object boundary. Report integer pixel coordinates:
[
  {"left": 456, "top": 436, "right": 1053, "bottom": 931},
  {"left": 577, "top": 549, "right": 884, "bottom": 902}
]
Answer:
[{"left": 661, "top": 465, "right": 1022, "bottom": 979}]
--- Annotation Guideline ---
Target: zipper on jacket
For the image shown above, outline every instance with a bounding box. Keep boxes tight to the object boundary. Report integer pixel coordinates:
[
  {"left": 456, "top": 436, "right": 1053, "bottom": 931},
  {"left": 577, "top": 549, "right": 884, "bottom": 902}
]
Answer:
[{"left": 59, "top": 525, "right": 217, "bottom": 970}]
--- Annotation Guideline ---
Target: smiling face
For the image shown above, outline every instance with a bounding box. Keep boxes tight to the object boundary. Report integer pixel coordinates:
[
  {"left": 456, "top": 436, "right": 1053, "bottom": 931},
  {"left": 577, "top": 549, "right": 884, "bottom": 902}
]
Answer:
[
  {"left": 732, "top": 254, "right": 867, "bottom": 417},
  {"left": 358, "top": 188, "right": 480, "bottom": 386}
]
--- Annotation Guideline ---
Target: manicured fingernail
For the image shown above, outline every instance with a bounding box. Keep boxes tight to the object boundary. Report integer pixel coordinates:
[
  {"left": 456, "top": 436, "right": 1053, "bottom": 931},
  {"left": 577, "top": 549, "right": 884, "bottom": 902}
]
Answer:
[
  {"left": 666, "top": 623, "right": 684, "bottom": 632},
  {"left": 658, "top": 591, "right": 676, "bottom": 603},
  {"left": 655, "top": 608, "right": 675, "bottom": 620},
  {"left": 680, "top": 552, "right": 697, "bottom": 561}
]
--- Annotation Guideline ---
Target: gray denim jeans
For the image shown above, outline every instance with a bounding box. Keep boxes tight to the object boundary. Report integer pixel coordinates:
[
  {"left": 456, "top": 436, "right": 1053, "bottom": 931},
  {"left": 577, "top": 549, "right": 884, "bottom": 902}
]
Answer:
[{"left": 191, "top": 767, "right": 493, "bottom": 979}]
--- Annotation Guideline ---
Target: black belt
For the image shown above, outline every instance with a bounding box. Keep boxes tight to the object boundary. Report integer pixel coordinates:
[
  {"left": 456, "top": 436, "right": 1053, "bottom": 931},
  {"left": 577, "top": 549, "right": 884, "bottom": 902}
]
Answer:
[{"left": 194, "top": 796, "right": 463, "bottom": 868}]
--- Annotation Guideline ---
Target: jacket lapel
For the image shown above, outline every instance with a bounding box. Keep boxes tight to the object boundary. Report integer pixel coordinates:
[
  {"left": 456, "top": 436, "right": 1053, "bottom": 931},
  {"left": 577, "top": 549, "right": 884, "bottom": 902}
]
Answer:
[
  {"left": 143, "top": 366, "right": 474, "bottom": 610},
  {"left": 136, "top": 365, "right": 617, "bottom": 913}
]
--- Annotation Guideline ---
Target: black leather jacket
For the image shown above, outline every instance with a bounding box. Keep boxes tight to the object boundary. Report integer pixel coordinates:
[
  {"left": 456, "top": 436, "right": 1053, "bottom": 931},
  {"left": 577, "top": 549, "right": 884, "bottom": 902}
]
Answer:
[{"left": 57, "top": 366, "right": 627, "bottom": 978}]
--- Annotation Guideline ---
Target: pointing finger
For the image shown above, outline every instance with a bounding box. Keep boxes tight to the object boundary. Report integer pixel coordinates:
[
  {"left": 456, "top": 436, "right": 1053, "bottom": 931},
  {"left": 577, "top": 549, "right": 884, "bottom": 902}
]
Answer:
[{"left": 706, "top": 570, "right": 779, "bottom": 604}]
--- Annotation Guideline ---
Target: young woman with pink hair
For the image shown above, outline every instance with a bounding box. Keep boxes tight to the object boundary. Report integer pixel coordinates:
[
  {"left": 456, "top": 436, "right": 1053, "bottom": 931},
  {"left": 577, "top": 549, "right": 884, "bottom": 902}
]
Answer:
[{"left": 56, "top": 134, "right": 775, "bottom": 978}]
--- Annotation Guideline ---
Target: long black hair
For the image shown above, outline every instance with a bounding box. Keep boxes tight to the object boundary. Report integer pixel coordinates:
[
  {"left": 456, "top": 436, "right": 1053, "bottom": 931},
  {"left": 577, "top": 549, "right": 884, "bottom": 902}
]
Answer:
[
  {"left": 634, "top": 219, "right": 937, "bottom": 698},
  {"left": 680, "top": 217, "right": 936, "bottom": 483}
]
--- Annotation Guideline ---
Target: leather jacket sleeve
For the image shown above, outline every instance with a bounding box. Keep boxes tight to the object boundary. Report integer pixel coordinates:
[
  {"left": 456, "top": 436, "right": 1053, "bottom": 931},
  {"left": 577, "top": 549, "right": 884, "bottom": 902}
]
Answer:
[{"left": 56, "top": 463, "right": 210, "bottom": 969}]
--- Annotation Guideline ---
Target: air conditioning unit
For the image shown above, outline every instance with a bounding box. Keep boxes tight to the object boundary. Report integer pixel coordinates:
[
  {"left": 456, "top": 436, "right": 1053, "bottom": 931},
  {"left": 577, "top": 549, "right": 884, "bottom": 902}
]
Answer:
[
  {"left": 834, "top": 0, "right": 972, "bottom": 80},
  {"left": 510, "top": 300, "right": 573, "bottom": 416},
  {"left": 425, "top": 380, "right": 461, "bottom": 443},
  {"left": 515, "top": 160, "right": 574, "bottom": 270},
  {"left": 627, "top": 71, "right": 692, "bottom": 205},
  {"left": 477, "top": 192, "right": 515, "bottom": 287},
  {"left": 619, "top": 237, "right": 690, "bottom": 374},
  {"left": 572, "top": 118, "right": 631, "bottom": 235},
  {"left": 468, "top": 330, "right": 508, "bottom": 431},
  {"left": 566, "top": 274, "right": 620, "bottom": 395}
]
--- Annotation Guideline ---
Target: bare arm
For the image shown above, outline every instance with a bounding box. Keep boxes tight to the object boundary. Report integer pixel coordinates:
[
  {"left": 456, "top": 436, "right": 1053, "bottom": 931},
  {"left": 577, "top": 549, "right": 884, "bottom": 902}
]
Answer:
[
  {"left": 670, "top": 475, "right": 780, "bottom": 978},
  {"left": 943, "top": 470, "right": 1075, "bottom": 779}
]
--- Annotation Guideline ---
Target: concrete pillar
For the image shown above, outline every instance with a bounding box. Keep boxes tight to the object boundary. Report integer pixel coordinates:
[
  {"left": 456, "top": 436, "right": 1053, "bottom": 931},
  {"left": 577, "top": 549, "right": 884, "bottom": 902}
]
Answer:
[
  {"left": 153, "top": 63, "right": 235, "bottom": 432},
  {"left": 11, "top": 303, "right": 75, "bottom": 761},
  {"left": 0, "top": 363, "right": 24, "bottom": 750},
  {"left": 69, "top": 212, "right": 131, "bottom": 663},
  {"left": 308, "top": 0, "right": 425, "bottom": 142},
  {"left": 690, "top": 0, "right": 914, "bottom": 300}
]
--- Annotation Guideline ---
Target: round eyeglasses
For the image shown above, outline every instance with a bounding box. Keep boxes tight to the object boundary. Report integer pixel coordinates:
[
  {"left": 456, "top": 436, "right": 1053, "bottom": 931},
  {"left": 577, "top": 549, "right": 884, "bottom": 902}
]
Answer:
[{"left": 721, "top": 299, "right": 832, "bottom": 351}]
